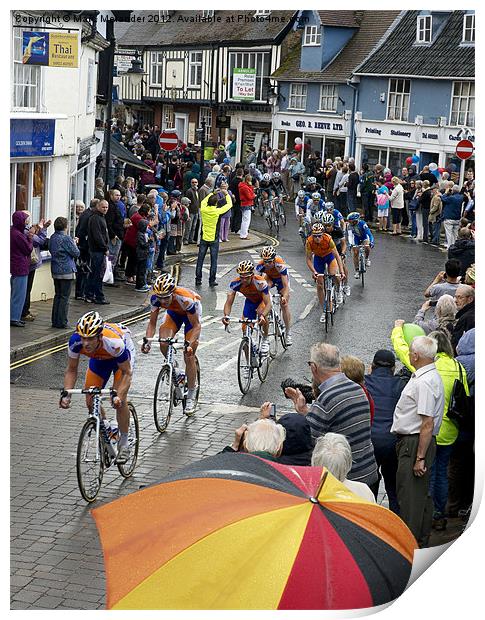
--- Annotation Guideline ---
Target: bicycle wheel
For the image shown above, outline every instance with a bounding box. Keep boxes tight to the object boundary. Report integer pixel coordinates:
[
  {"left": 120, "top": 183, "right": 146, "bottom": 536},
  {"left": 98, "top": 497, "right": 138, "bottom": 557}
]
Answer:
[
  {"left": 267, "top": 313, "right": 278, "bottom": 359},
  {"left": 76, "top": 418, "right": 104, "bottom": 503},
  {"left": 277, "top": 315, "right": 288, "bottom": 350},
  {"left": 324, "top": 284, "right": 331, "bottom": 333},
  {"left": 266, "top": 212, "right": 273, "bottom": 230},
  {"left": 257, "top": 196, "right": 265, "bottom": 217},
  {"left": 237, "top": 338, "right": 252, "bottom": 394},
  {"left": 273, "top": 214, "right": 280, "bottom": 235},
  {"left": 117, "top": 403, "right": 140, "bottom": 478},
  {"left": 280, "top": 206, "right": 287, "bottom": 227},
  {"left": 330, "top": 287, "right": 336, "bottom": 326},
  {"left": 257, "top": 344, "right": 270, "bottom": 382},
  {"left": 153, "top": 364, "right": 174, "bottom": 433},
  {"left": 360, "top": 254, "right": 365, "bottom": 288}
]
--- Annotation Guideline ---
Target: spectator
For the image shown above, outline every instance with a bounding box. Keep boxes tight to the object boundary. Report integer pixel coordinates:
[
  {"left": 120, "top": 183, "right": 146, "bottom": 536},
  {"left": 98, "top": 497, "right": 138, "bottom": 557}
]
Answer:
[
  {"left": 180, "top": 197, "right": 192, "bottom": 246},
  {"left": 75, "top": 198, "right": 97, "bottom": 301},
  {"left": 364, "top": 350, "right": 407, "bottom": 514},
  {"left": 106, "top": 188, "right": 126, "bottom": 281},
  {"left": 311, "top": 434, "right": 376, "bottom": 502},
  {"left": 336, "top": 164, "right": 349, "bottom": 217},
  {"left": 21, "top": 217, "right": 50, "bottom": 322},
  {"left": 413, "top": 294, "right": 457, "bottom": 337},
  {"left": 238, "top": 174, "right": 255, "bottom": 240},
  {"left": 229, "top": 168, "right": 244, "bottom": 234},
  {"left": 376, "top": 184, "right": 390, "bottom": 231},
  {"left": 222, "top": 418, "right": 285, "bottom": 461},
  {"left": 464, "top": 263, "right": 475, "bottom": 288},
  {"left": 85, "top": 199, "right": 110, "bottom": 305},
  {"left": 441, "top": 185, "right": 464, "bottom": 248},
  {"left": 341, "top": 355, "right": 375, "bottom": 423},
  {"left": 123, "top": 177, "right": 137, "bottom": 210},
  {"left": 447, "top": 227, "right": 475, "bottom": 277},
  {"left": 285, "top": 343, "right": 378, "bottom": 493},
  {"left": 94, "top": 177, "right": 105, "bottom": 200},
  {"left": 275, "top": 414, "right": 313, "bottom": 466},
  {"left": 10, "top": 211, "right": 34, "bottom": 327},
  {"left": 417, "top": 180, "right": 432, "bottom": 242},
  {"left": 429, "top": 187, "right": 443, "bottom": 246},
  {"left": 135, "top": 218, "right": 150, "bottom": 292},
  {"left": 288, "top": 157, "right": 305, "bottom": 199},
  {"left": 405, "top": 179, "right": 419, "bottom": 238},
  {"left": 389, "top": 177, "right": 405, "bottom": 235},
  {"left": 184, "top": 178, "right": 201, "bottom": 244},
  {"left": 419, "top": 165, "right": 437, "bottom": 187},
  {"left": 124, "top": 204, "right": 150, "bottom": 285},
  {"left": 424, "top": 259, "right": 462, "bottom": 301},
  {"left": 346, "top": 163, "right": 360, "bottom": 213},
  {"left": 360, "top": 163, "right": 375, "bottom": 223},
  {"left": 195, "top": 190, "right": 232, "bottom": 287},
  {"left": 140, "top": 151, "right": 157, "bottom": 191},
  {"left": 451, "top": 285, "right": 475, "bottom": 352},
  {"left": 156, "top": 201, "right": 173, "bottom": 272},
  {"left": 218, "top": 180, "right": 232, "bottom": 243},
  {"left": 390, "top": 333, "right": 444, "bottom": 547},
  {"left": 49, "top": 217, "right": 80, "bottom": 329},
  {"left": 198, "top": 176, "right": 214, "bottom": 202}
]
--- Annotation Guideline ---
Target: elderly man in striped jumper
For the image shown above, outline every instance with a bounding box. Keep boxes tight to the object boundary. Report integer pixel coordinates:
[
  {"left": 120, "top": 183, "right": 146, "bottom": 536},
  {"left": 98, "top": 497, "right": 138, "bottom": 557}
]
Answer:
[{"left": 285, "top": 342, "right": 378, "bottom": 495}]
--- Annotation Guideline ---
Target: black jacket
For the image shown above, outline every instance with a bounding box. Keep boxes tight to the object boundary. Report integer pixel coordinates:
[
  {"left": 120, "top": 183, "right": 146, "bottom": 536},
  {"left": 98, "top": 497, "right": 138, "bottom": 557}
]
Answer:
[
  {"left": 452, "top": 301, "right": 475, "bottom": 352},
  {"left": 105, "top": 201, "right": 125, "bottom": 240},
  {"left": 75, "top": 207, "right": 92, "bottom": 252},
  {"left": 136, "top": 219, "right": 150, "bottom": 260},
  {"left": 347, "top": 171, "right": 360, "bottom": 193},
  {"left": 87, "top": 210, "right": 109, "bottom": 253},
  {"left": 448, "top": 240, "right": 475, "bottom": 276}
]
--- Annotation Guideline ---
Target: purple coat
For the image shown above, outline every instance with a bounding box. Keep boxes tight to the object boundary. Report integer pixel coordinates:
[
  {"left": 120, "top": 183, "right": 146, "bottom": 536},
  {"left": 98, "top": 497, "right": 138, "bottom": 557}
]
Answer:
[{"left": 11, "top": 211, "right": 33, "bottom": 277}]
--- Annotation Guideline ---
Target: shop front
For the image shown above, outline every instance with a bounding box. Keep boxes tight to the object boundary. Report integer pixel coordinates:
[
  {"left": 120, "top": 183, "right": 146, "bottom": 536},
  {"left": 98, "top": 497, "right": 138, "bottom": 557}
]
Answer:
[
  {"left": 355, "top": 116, "right": 475, "bottom": 185},
  {"left": 272, "top": 111, "right": 350, "bottom": 162},
  {"left": 221, "top": 107, "right": 272, "bottom": 163}
]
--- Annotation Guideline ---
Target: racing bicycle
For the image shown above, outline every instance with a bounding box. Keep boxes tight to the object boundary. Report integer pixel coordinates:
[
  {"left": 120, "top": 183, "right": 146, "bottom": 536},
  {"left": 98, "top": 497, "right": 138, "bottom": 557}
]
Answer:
[
  {"left": 267, "top": 293, "right": 288, "bottom": 356},
  {"left": 63, "top": 387, "right": 139, "bottom": 503},
  {"left": 224, "top": 318, "right": 270, "bottom": 395},
  {"left": 316, "top": 267, "right": 338, "bottom": 333}
]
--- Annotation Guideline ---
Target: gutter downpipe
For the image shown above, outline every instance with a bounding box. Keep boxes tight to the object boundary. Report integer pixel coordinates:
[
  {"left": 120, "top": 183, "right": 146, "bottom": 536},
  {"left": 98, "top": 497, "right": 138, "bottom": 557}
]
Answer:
[{"left": 347, "top": 78, "right": 359, "bottom": 159}]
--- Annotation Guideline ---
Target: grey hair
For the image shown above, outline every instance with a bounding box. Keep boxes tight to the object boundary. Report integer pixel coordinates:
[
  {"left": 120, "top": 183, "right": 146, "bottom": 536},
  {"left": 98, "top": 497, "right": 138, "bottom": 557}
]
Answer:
[
  {"left": 244, "top": 419, "right": 286, "bottom": 456},
  {"left": 205, "top": 177, "right": 214, "bottom": 187},
  {"left": 410, "top": 336, "right": 438, "bottom": 360},
  {"left": 311, "top": 433, "right": 352, "bottom": 481},
  {"left": 428, "top": 330, "right": 454, "bottom": 358},
  {"left": 436, "top": 294, "right": 457, "bottom": 321},
  {"left": 310, "top": 343, "right": 341, "bottom": 371},
  {"left": 452, "top": 185, "right": 460, "bottom": 194},
  {"left": 457, "top": 284, "right": 475, "bottom": 300}
]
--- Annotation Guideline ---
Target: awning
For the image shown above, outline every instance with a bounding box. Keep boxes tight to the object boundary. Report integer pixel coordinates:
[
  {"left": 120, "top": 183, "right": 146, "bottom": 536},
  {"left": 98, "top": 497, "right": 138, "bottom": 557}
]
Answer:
[{"left": 103, "top": 136, "right": 152, "bottom": 172}]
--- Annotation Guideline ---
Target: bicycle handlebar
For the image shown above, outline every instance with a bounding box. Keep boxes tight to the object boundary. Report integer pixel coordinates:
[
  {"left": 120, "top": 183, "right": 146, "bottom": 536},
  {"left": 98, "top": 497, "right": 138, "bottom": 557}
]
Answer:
[{"left": 60, "top": 388, "right": 117, "bottom": 397}]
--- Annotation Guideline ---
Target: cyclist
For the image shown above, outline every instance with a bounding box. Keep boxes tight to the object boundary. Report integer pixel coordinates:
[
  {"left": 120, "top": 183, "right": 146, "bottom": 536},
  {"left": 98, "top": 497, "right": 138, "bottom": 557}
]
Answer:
[
  {"left": 272, "top": 171, "right": 285, "bottom": 201},
  {"left": 304, "top": 176, "right": 325, "bottom": 200},
  {"left": 222, "top": 260, "right": 272, "bottom": 355},
  {"left": 321, "top": 212, "right": 350, "bottom": 300},
  {"left": 347, "top": 211, "right": 375, "bottom": 278},
  {"left": 324, "top": 201, "right": 345, "bottom": 229},
  {"left": 255, "top": 246, "right": 293, "bottom": 345},
  {"left": 60, "top": 311, "right": 135, "bottom": 464},
  {"left": 306, "top": 192, "right": 325, "bottom": 223},
  {"left": 142, "top": 273, "right": 201, "bottom": 415},
  {"left": 305, "top": 222, "right": 344, "bottom": 323},
  {"left": 249, "top": 162, "right": 262, "bottom": 184}
]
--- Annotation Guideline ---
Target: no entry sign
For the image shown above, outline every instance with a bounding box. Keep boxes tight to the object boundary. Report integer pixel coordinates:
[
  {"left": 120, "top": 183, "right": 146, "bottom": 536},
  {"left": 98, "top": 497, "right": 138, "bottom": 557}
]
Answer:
[
  {"left": 456, "top": 139, "right": 474, "bottom": 160},
  {"left": 159, "top": 130, "right": 178, "bottom": 151}
]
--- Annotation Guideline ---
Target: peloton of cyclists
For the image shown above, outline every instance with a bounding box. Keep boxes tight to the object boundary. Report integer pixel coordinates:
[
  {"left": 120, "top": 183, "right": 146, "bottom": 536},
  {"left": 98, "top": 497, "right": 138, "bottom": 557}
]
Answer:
[
  {"left": 222, "top": 260, "right": 272, "bottom": 355},
  {"left": 347, "top": 211, "right": 375, "bottom": 278},
  {"left": 255, "top": 246, "right": 293, "bottom": 346},
  {"left": 142, "top": 273, "right": 201, "bottom": 415}
]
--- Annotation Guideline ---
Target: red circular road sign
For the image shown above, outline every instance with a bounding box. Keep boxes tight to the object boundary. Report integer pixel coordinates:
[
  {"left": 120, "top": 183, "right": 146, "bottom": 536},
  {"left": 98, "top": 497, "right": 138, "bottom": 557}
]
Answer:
[
  {"left": 159, "top": 130, "right": 179, "bottom": 151},
  {"left": 456, "top": 139, "right": 474, "bottom": 160}
]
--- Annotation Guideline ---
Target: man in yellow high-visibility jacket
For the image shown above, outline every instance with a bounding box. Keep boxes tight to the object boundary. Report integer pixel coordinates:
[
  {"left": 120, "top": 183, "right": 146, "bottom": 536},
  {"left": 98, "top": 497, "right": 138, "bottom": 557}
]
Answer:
[{"left": 195, "top": 187, "right": 233, "bottom": 287}]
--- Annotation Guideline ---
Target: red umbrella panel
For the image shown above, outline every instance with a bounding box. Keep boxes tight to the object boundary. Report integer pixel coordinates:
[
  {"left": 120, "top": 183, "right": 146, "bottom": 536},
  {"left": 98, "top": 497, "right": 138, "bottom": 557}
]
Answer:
[{"left": 92, "top": 452, "right": 417, "bottom": 610}]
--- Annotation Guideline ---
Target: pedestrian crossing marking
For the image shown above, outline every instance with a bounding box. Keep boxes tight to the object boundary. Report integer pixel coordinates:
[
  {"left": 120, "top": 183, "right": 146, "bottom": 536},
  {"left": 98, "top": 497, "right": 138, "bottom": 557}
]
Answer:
[
  {"left": 217, "top": 339, "right": 240, "bottom": 353},
  {"left": 197, "top": 336, "right": 224, "bottom": 350},
  {"left": 215, "top": 354, "right": 239, "bottom": 372}
]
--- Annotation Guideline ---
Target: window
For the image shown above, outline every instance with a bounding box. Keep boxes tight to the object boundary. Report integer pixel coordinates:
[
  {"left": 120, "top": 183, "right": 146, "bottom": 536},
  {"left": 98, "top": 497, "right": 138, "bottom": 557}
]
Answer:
[
  {"left": 416, "top": 15, "right": 432, "bottom": 43},
  {"left": 387, "top": 79, "right": 410, "bottom": 121},
  {"left": 450, "top": 82, "right": 475, "bottom": 127},
  {"left": 228, "top": 51, "right": 271, "bottom": 102},
  {"left": 162, "top": 104, "right": 174, "bottom": 129},
  {"left": 202, "top": 10, "right": 214, "bottom": 18},
  {"left": 319, "top": 84, "right": 338, "bottom": 112},
  {"left": 289, "top": 83, "right": 307, "bottom": 110},
  {"left": 11, "top": 161, "right": 48, "bottom": 223},
  {"left": 199, "top": 107, "right": 212, "bottom": 141},
  {"left": 189, "top": 51, "right": 202, "bottom": 88},
  {"left": 150, "top": 52, "right": 163, "bottom": 86},
  {"left": 12, "top": 27, "right": 41, "bottom": 110},
  {"left": 462, "top": 13, "right": 475, "bottom": 43},
  {"left": 304, "top": 25, "right": 321, "bottom": 46}
]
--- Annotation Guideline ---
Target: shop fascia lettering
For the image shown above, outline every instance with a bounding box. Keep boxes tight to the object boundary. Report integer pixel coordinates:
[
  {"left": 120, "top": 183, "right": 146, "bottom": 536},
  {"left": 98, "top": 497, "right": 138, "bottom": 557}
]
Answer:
[
  {"left": 357, "top": 120, "right": 475, "bottom": 146},
  {"left": 276, "top": 114, "right": 346, "bottom": 135}
]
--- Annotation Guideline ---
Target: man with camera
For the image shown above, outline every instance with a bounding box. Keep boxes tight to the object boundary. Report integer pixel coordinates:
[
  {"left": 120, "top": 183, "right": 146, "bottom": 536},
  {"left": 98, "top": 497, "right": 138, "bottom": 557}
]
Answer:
[{"left": 424, "top": 259, "right": 461, "bottom": 302}]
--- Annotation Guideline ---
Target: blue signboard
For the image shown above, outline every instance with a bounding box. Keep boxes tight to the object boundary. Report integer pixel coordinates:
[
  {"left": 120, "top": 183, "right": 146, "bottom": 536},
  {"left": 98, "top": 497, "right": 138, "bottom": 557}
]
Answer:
[
  {"left": 22, "top": 32, "right": 49, "bottom": 66},
  {"left": 10, "top": 119, "right": 55, "bottom": 158}
]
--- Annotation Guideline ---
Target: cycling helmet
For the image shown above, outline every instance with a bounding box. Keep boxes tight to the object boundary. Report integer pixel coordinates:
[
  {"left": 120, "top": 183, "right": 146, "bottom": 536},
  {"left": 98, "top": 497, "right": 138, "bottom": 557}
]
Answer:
[
  {"left": 322, "top": 212, "right": 335, "bottom": 226},
  {"left": 347, "top": 211, "right": 360, "bottom": 222},
  {"left": 170, "top": 190, "right": 182, "bottom": 198},
  {"left": 311, "top": 192, "right": 321, "bottom": 200},
  {"left": 153, "top": 273, "right": 176, "bottom": 297},
  {"left": 272, "top": 172, "right": 281, "bottom": 180},
  {"left": 261, "top": 246, "right": 277, "bottom": 261},
  {"left": 311, "top": 222, "right": 325, "bottom": 235},
  {"left": 262, "top": 173, "right": 271, "bottom": 182},
  {"left": 307, "top": 177, "right": 316, "bottom": 185},
  {"left": 297, "top": 189, "right": 306, "bottom": 198},
  {"left": 324, "top": 201, "right": 334, "bottom": 210},
  {"left": 313, "top": 210, "right": 324, "bottom": 222},
  {"left": 236, "top": 260, "right": 255, "bottom": 276},
  {"left": 76, "top": 311, "right": 103, "bottom": 338}
]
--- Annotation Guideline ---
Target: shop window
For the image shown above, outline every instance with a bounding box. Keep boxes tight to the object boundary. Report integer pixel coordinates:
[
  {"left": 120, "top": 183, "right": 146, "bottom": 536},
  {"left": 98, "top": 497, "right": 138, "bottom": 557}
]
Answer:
[
  {"left": 12, "top": 27, "right": 41, "bottom": 111},
  {"left": 324, "top": 138, "right": 345, "bottom": 162},
  {"left": 199, "top": 106, "right": 212, "bottom": 141},
  {"left": 289, "top": 83, "right": 307, "bottom": 111},
  {"left": 277, "top": 131, "right": 286, "bottom": 151},
  {"left": 11, "top": 161, "right": 48, "bottom": 223},
  {"left": 387, "top": 79, "right": 410, "bottom": 122},
  {"left": 361, "top": 147, "right": 386, "bottom": 169},
  {"left": 450, "top": 81, "right": 475, "bottom": 127},
  {"left": 389, "top": 149, "right": 415, "bottom": 176},
  {"left": 162, "top": 104, "right": 174, "bottom": 129}
]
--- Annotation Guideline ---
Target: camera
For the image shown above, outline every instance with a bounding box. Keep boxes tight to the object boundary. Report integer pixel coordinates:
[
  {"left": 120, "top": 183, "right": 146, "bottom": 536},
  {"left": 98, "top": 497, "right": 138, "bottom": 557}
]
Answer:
[
  {"left": 429, "top": 300, "right": 438, "bottom": 307},
  {"left": 269, "top": 404, "right": 277, "bottom": 419}
]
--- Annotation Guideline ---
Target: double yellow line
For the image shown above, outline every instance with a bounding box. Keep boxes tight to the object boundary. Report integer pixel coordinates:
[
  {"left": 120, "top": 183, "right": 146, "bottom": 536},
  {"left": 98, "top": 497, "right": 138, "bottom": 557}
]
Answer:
[{"left": 10, "top": 264, "right": 181, "bottom": 371}]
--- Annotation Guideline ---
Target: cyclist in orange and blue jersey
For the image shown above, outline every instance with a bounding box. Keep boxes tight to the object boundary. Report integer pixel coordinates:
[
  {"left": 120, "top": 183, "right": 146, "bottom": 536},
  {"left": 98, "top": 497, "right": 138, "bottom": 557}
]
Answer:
[
  {"left": 255, "top": 246, "right": 292, "bottom": 345},
  {"left": 60, "top": 311, "right": 135, "bottom": 463},
  {"left": 142, "top": 272, "right": 201, "bottom": 415},
  {"left": 222, "top": 260, "right": 272, "bottom": 355}
]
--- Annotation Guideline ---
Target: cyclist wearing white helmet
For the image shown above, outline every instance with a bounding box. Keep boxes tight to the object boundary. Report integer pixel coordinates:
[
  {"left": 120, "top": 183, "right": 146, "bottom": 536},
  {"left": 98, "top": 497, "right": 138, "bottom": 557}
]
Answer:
[
  {"left": 305, "top": 192, "right": 325, "bottom": 223},
  {"left": 324, "top": 201, "right": 345, "bottom": 229},
  {"left": 304, "top": 176, "right": 325, "bottom": 201},
  {"left": 322, "top": 213, "right": 350, "bottom": 299},
  {"left": 347, "top": 212, "right": 375, "bottom": 276},
  {"left": 248, "top": 162, "right": 262, "bottom": 183},
  {"left": 271, "top": 171, "right": 285, "bottom": 202},
  {"left": 259, "top": 172, "right": 275, "bottom": 206}
]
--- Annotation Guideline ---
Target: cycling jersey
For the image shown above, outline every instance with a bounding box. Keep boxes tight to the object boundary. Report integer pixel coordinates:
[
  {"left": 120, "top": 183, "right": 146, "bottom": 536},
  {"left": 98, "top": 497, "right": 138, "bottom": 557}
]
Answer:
[
  {"left": 295, "top": 196, "right": 310, "bottom": 215},
  {"left": 330, "top": 208, "right": 345, "bottom": 228},
  {"left": 230, "top": 275, "right": 269, "bottom": 304},
  {"left": 349, "top": 221, "right": 374, "bottom": 245},
  {"left": 150, "top": 287, "right": 201, "bottom": 315},
  {"left": 327, "top": 226, "right": 345, "bottom": 252},
  {"left": 68, "top": 323, "right": 131, "bottom": 362},
  {"left": 304, "top": 184, "right": 324, "bottom": 197},
  {"left": 255, "top": 256, "right": 288, "bottom": 282},
  {"left": 306, "top": 234, "right": 337, "bottom": 258},
  {"left": 272, "top": 180, "right": 285, "bottom": 196}
]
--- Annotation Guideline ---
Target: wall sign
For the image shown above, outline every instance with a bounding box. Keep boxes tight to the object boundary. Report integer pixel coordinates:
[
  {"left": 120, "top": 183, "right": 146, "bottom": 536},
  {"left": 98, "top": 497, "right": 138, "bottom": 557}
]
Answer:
[
  {"left": 10, "top": 119, "right": 55, "bottom": 158},
  {"left": 275, "top": 113, "right": 347, "bottom": 136},
  {"left": 232, "top": 68, "right": 256, "bottom": 101},
  {"left": 22, "top": 31, "right": 79, "bottom": 68},
  {"left": 356, "top": 120, "right": 475, "bottom": 147}
]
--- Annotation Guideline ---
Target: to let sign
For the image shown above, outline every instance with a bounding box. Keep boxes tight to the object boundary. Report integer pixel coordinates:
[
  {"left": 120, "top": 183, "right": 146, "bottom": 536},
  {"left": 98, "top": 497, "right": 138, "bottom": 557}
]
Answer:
[
  {"left": 233, "top": 68, "right": 256, "bottom": 101},
  {"left": 159, "top": 130, "right": 179, "bottom": 151},
  {"left": 455, "top": 139, "right": 474, "bottom": 160}
]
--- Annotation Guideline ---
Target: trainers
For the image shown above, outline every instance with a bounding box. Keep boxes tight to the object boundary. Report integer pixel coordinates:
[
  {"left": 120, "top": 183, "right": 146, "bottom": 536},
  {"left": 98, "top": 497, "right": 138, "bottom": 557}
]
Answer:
[
  {"left": 344, "top": 285, "right": 351, "bottom": 296},
  {"left": 260, "top": 338, "right": 270, "bottom": 356},
  {"left": 184, "top": 398, "right": 196, "bottom": 416},
  {"left": 354, "top": 272, "right": 360, "bottom": 279},
  {"left": 285, "top": 333, "right": 293, "bottom": 346},
  {"left": 366, "top": 259, "right": 371, "bottom": 267},
  {"left": 319, "top": 313, "right": 326, "bottom": 323},
  {"left": 116, "top": 446, "right": 131, "bottom": 465}
]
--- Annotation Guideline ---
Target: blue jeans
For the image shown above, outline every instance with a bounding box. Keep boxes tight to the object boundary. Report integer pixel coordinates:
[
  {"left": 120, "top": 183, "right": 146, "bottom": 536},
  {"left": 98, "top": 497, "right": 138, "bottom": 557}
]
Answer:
[
  {"left": 371, "top": 432, "right": 400, "bottom": 514},
  {"left": 11, "top": 275, "right": 28, "bottom": 322},
  {"left": 429, "top": 443, "right": 454, "bottom": 517},
  {"left": 195, "top": 239, "right": 219, "bottom": 284},
  {"left": 432, "top": 219, "right": 442, "bottom": 244},
  {"left": 409, "top": 210, "right": 417, "bottom": 236},
  {"left": 85, "top": 251, "right": 106, "bottom": 301}
]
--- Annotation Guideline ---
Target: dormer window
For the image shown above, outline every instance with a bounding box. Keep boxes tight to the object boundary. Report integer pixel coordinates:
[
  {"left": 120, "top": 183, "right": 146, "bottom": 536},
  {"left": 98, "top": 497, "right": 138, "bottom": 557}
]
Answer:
[
  {"left": 255, "top": 10, "right": 271, "bottom": 16},
  {"left": 417, "top": 14, "right": 432, "bottom": 43},
  {"left": 303, "top": 25, "right": 321, "bottom": 46},
  {"left": 462, "top": 13, "right": 475, "bottom": 43},
  {"left": 202, "top": 10, "right": 214, "bottom": 18}
]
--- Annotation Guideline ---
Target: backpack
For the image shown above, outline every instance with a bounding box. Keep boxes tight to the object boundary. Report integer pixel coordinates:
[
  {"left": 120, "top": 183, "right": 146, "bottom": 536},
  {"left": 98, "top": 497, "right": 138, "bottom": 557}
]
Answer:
[{"left": 377, "top": 193, "right": 388, "bottom": 207}]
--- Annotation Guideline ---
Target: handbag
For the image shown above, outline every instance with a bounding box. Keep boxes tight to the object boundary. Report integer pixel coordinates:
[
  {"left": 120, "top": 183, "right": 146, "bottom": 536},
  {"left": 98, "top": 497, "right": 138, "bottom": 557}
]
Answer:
[
  {"left": 447, "top": 362, "right": 473, "bottom": 429},
  {"left": 408, "top": 197, "right": 419, "bottom": 211},
  {"left": 30, "top": 246, "right": 39, "bottom": 265}
]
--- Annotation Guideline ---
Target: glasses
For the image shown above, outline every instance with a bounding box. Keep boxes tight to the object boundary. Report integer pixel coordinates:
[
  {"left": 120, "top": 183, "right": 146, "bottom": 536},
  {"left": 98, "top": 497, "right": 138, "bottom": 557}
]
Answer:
[{"left": 263, "top": 259, "right": 274, "bottom": 264}]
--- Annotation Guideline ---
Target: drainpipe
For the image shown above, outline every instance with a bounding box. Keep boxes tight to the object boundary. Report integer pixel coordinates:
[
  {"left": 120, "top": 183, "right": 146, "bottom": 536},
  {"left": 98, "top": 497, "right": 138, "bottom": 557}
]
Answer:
[{"left": 346, "top": 77, "right": 360, "bottom": 160}]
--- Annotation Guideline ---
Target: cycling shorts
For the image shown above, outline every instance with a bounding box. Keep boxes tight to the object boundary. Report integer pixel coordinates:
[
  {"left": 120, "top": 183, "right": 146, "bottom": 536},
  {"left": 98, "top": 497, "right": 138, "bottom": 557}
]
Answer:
[
  {"left": 162, "top": 310, "right": 197, "bottom": 337},
  {"left": 243, "top": 299, "right": 265, "bottom": 321},
  {"left": 268, "top": 277, "right": 284, "bottom": 292},
  {"left": 84, "top": 335, "right": 135, "bottom": 388},
  {"left": 314, "top": 253, "right": 336, "bottom": 274},
  {"left": 353, "top": 237, "right": 370, "bottom": 247}
]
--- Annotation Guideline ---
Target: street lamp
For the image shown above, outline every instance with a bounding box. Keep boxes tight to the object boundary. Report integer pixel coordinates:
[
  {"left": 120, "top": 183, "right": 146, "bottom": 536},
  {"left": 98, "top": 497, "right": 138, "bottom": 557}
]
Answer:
[
  {"left": 266, "top": 85, "right": 285, "bottom": 106},
  {"left": 126, "top": 50, "right": 148, "bottom": 96}
]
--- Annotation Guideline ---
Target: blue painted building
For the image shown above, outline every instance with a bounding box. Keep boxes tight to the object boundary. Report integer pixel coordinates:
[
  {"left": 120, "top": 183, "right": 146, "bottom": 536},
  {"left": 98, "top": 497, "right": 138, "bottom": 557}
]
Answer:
[
  {"left": 353, "top": 10, "right": 475, "bottom": 178},
  {"left": 271, "top": 10, "right": 400, "bottom": 161}
]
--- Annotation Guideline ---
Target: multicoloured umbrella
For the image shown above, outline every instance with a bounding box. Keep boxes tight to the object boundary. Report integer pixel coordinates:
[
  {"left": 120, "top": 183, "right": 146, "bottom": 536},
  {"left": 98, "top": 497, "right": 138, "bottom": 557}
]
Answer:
[{"left": 92, "top": 453, "right": 417, "bottom": 610}]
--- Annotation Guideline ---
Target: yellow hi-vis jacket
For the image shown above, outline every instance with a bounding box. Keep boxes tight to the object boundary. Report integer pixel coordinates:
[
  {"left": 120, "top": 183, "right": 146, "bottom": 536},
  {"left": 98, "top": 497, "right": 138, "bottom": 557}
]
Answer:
[{"left": 199, "top": 192, "right": 233, "bottom": 242}]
